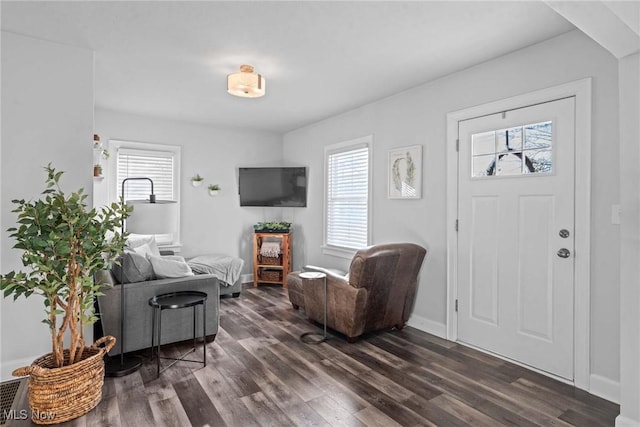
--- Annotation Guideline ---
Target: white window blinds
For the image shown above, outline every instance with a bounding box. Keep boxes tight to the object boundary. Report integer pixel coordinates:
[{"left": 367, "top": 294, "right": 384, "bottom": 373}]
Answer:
[
  {"left": 326, "top": 143, "right": 369, "bottom": 249},
  {"left": 117, "top": 148, "right": 175, "bottom": 201},
  {"left": 114, "top": 144, "right": 180, "bottom": 247}
]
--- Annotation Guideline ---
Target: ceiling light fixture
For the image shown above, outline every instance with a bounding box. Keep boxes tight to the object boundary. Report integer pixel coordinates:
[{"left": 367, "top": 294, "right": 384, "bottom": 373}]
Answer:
[{"left": 227, "top": 64, "right": 265, "bottom": 98}]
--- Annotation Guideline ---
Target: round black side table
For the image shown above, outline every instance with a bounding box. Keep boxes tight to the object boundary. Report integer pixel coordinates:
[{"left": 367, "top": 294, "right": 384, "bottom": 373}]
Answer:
[
  {"left": 299, "top": 272, "right": 328, "bottom": 344},
  {"left": 148, "top": 291, "right": 207, "bottom": 378}
]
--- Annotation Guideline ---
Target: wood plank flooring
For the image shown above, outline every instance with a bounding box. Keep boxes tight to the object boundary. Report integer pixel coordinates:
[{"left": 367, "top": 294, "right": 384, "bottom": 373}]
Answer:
[{"left": 26, "top": 284, "right": 620, "bottom": 426}]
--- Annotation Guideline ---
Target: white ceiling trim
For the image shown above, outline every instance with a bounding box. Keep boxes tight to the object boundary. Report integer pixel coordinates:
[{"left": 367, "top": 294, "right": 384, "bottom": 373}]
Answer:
[{"left": 545, "top": 0, "right": 640, "bottom": 59}]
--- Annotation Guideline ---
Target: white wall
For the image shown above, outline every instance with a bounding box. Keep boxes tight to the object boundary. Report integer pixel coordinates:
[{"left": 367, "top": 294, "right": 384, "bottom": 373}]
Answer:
[
  {"left": 0, "top": 29, "right": 4, "bottom": 385},
  {"left": 0, "top": 32, "right": 94, "bottom": 379},
  {"left": 617, "top": 52, "right": 640, "bottom": 426},
  {"left": 282, "top": 30, "right": 621, "bottom": 386},
  {"left": 94, "top": 109, "right": 283, "bottom": 270}
]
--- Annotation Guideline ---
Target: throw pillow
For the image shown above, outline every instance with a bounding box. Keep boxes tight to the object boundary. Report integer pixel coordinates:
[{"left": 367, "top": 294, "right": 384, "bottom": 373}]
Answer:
[
  {"left": 133, "top": 243, "right": 154, "bottom": 258},
  {"left": 126, "top": 234, "right": 161, "bottom": 257},
  {"left": 112, "top": 250, "right": 155, "bottom": 284},
  {"left": 147, "top": 255, "right": 194, "bottom": 279}
]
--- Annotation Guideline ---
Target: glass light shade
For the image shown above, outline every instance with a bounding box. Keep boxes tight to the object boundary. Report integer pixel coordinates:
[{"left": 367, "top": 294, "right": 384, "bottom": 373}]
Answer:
[
  {"left": 227, "top": 65, "right": 265, "bottom": 98},
  {"left": 125, "top": 200, "right": 178, "bottom": 234}
]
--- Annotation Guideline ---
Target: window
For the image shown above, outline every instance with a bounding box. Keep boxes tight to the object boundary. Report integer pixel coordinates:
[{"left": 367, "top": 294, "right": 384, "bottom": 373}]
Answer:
[
  {"left": 110, "top": 140, "right": 181, "bottom": 247},
  {"left": 324, "top": 136, "right": 371, "bottom": 256},
  {"left": 472, "top": 121, "right": 552, "bottom": 177}
]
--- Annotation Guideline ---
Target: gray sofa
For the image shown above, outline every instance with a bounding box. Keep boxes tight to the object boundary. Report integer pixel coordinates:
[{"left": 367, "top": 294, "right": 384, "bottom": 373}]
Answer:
[
  {"left": 96, "top": 270, "right": 220, "bottom": 355},
  {"left": 220, "top": 280, "right": 242, "bottom": 297},
  {"left": 186, "top": 254, "right": 244, "bottom": 298}
]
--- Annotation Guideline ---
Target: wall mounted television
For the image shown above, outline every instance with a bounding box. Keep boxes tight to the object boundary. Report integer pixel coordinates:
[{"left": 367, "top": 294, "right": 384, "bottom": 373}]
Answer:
[{"left": 238, "top": 167, "right": 307, "bottom": 207}]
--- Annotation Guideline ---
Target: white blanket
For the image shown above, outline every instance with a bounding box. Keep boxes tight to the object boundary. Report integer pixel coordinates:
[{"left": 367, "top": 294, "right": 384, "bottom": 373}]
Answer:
[
  {"left": 259, "top": 241, "right": 281, "bottom": 257},
  {"left": 187, "top": 254, "right": 244, "bottom": 287}
]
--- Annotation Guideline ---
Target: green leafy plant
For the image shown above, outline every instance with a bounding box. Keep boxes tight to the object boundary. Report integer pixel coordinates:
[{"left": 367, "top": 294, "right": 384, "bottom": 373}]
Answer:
[
  {"left": 0, "top": 165, "right": 130, "bottom": 368},
  {"left": 253, "top": 221, "right": 292, "bottom": 232},
  {"left": 191, "top": 174, "right": 204, "bottom": 182},
  {"left": 208, "top": 184, "right": 220, "bottom": 191}
]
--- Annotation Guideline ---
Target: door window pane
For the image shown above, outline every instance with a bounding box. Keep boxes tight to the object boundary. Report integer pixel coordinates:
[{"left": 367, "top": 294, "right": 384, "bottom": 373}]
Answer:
[
  {"left": 472, "top": 131, "right": 496, "bottom": 156},
  {"left": 471, "top": 120, "right": 552, "bottom": 177},
  {"left": 496, "top": 153, "right": 523, "bottom": 176},
  {"left": 473, "top": 154, "right": 496, "bottom": 177},
  {"left": 525, "top": 149, "right": 553, "bottom": 173},
  {"left": 524, "top": 121, "right": 552, "bottom": 151},
  {"left": 497, "top": 127, "right": 522, "bottom": 152}
]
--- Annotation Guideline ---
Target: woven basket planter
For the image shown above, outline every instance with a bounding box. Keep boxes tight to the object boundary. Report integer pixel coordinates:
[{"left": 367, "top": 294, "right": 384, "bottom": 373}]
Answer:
[
  {"left": 261, "top": 270, "right": 282, "bottom": 281},
  {"left": 12, "top": 336, "right": 115, "bottom": 425},
  {"left": 259, "top": 255, "right": 282, "bottom": 266}
]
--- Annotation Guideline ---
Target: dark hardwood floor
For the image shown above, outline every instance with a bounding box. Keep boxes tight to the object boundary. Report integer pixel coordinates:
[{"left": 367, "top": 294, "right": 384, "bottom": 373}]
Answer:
[{"left": 56, "top": 284, "right": 619, "bottom": 426}]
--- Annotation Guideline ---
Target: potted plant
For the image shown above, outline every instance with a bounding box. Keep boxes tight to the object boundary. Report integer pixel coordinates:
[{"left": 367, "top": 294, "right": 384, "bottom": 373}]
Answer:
[
  {"left": 253, "top": 221, "right": 292, "bottom": 233},
  {"left": 0, "top": 164, "right": 129, "bottom": 424},
  {"left": 191, "top": 173, "right": 204, "bottom": 187},
  {"left": 208, "top": 184, "right": 220, "bottom": 196},
  {"left": 92, "top": 135, "right": 109, "bottom": 160},
  {"left": 92, "top": 139, "right": 109, "bottom": 178}
]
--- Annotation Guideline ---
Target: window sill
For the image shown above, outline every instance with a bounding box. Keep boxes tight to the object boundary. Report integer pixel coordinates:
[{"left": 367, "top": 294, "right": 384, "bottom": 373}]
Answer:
[
  {"left": 159, "top": 242, "right": 182, "bottom": 253},
  {"left": 321, "top": 245, "right": 357, "bottom": 259}
]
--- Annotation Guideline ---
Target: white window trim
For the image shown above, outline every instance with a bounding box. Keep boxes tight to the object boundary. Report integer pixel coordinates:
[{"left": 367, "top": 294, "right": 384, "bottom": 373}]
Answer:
[
  {"left": 108, "top": 139, "right": 182, "bottom": 249},
  {"left": 322, "top": 135, "right": 373, "bottom": 259}
]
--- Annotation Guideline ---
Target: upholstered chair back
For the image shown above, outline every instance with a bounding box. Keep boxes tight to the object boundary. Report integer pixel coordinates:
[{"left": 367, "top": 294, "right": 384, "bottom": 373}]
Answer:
[{"left": 348, "top": 243, "right": 427, "bottom": 333}]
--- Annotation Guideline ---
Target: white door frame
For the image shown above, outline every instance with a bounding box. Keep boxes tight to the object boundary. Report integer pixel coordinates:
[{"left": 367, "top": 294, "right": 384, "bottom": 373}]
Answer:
[{"left": 445, "top": 78, "right": 592, "bottom": 391}]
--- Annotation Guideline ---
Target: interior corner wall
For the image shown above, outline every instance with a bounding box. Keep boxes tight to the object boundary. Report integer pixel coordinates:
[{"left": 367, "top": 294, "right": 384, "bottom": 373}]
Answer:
[
  {"left": 94, "top": 108, "right": 283, "bottom": 271},
  {"left": 617, "top": 52, "right": 640, "bottom": 426},
  {"left": 0, "top": 29, "right": 4, "bottom": 381},
  {"left": 0, "top": 32, "right": 94, "bottom": 379},
  {"left": 282, "top": 30, "right": 621, "bottom": 388}
]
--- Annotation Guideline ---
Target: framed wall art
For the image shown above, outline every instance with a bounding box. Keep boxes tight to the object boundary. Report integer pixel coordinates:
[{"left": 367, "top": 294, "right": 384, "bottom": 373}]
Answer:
[{"left": 388, "top": 145, "right": 422, "bottom": 199}]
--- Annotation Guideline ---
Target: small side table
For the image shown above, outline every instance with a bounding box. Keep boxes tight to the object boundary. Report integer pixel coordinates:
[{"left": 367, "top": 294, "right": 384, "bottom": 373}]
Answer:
[
  {"left": 148, "top": 291, "right": 207, "bottom": 378},
  {"left": 299, "top": 272, "right": 327, "bottom": 344}
]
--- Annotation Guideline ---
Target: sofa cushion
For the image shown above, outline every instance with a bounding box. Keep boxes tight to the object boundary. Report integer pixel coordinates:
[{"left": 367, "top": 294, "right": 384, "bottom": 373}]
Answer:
[
  {"left": 94, "top": 269, "right": 117, "bottom": 288},
  {"left": 148, "top": 255, "right": 194, "bottom": 279},
  {"left": 112, "top": 250, "right": 155, "bottom": 284}
]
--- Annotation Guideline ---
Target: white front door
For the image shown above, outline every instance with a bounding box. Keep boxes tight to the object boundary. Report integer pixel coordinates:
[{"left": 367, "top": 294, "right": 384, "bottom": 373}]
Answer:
[{"left": 457, "top": 97, "right": 575, "bottom": 380}]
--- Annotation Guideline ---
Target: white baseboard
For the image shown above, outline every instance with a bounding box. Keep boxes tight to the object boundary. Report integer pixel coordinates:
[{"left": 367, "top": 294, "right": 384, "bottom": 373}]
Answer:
[
  {"left": 406, "top": 314, "right": 446, "bottom": 339},
  {"left": 241, "top": 273, "right": 253, "bottom": 284},
  {"left": 615, "top": 415, "right": 640, "bottom": 427},
  {"left": 590, "top": 374, "right": 620, "bottom": 404}
]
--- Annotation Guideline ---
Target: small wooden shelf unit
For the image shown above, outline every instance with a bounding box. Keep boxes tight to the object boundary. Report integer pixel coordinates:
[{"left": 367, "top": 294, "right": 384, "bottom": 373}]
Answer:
[{"left": 253, "top": 232, "right": 291, "bottom": 288}]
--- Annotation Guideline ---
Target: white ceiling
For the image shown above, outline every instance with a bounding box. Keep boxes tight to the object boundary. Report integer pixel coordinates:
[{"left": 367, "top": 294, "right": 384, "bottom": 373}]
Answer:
[{"left": 1, "top": 1, "right": 575, "bottom": 133}]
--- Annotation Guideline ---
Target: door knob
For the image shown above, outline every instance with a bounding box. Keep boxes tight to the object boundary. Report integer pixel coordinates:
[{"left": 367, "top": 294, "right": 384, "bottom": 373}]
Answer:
[
  {"left": 559, "top": 229, "right": 570, "bottom": 238},
  {"left": 557, "top": 248, "right": 571, "bottom": 258}
]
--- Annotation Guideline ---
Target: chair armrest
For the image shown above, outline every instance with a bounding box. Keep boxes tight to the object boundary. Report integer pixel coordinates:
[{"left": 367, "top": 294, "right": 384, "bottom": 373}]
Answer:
[
  {"left": 302, "top": 273, "right": 368, "bottom": 338},
  {"left": 303, "top": 265, "right": 348, "bottom": 280}
]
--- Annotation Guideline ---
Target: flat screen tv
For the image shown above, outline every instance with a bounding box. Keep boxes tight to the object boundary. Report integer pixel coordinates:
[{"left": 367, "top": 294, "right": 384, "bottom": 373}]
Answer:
[{"left": 239, "top": 167, "right": 307, "bottom": 207}]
